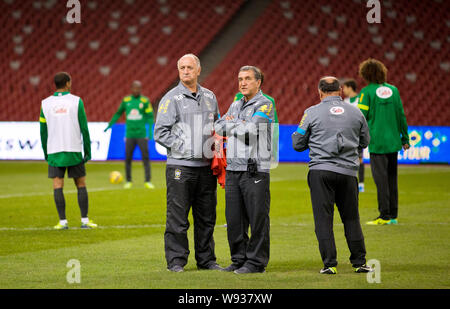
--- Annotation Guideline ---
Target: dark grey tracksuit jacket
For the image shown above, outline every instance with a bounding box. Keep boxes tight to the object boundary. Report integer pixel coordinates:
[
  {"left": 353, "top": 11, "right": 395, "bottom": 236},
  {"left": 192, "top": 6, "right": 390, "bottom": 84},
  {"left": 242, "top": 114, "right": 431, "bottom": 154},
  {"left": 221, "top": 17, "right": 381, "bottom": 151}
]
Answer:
[
  {"left": 292, "top": 96, "right": 370, "bottom": 177},
  {"left": 154, "top": 81, "right": 220, "bottom": 269}
]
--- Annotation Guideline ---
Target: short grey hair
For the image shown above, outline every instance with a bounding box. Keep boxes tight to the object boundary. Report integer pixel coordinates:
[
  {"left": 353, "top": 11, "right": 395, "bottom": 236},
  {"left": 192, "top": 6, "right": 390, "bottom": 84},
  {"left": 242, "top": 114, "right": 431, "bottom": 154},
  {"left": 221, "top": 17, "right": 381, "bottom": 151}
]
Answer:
[
  {"left": 177, "top": 53, "right": 201, "bottom": 68},
  {"left": 239, "top": 65, "right": 262, "bottom": 81}
]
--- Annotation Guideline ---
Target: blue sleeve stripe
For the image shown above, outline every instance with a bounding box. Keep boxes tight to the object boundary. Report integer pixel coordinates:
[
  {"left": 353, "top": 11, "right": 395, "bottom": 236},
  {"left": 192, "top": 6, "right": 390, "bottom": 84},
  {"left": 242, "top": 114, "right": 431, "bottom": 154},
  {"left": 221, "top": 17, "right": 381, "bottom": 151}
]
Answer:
[
  {"left": 296, "top": 127, "right": 306, "bottom": 135},
  {"left": 253, "top": 111, "right": 273, "bottom": 122}
]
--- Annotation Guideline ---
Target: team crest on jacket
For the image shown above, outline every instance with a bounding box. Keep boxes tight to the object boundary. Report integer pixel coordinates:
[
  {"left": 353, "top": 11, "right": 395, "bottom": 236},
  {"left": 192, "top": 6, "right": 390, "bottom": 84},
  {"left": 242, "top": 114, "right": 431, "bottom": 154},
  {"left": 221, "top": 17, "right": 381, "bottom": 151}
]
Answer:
[
  {"left": 376, "top": 86, "right": 393, "bottom": 99},
  {"left": 330, "top": 106, "right": 345, "bottom": 115},
  {"left": 174, "top": 169, "right": 181, "bottom": 180}
]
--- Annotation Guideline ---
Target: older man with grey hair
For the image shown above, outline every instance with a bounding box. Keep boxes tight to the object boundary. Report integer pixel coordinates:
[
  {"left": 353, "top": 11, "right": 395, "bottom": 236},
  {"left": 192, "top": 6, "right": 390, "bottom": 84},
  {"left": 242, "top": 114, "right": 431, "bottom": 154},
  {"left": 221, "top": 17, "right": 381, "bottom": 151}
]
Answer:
[
  {"left": 154, "top": 54, "right": 221, "bottom": 272},
  {"left": 215, "top": 65, "right": 275, "bottom": 274},
  {"left": 292, "top": 76, "right": 373, "bottom": 275}
]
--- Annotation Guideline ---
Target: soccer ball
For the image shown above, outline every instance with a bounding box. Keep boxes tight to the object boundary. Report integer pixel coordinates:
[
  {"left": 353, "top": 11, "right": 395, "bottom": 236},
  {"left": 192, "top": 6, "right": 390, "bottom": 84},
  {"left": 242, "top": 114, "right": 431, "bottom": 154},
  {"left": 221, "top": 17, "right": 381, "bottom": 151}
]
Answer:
[{"left": 109, "top": 171, "right": 123, "bottom": 184}]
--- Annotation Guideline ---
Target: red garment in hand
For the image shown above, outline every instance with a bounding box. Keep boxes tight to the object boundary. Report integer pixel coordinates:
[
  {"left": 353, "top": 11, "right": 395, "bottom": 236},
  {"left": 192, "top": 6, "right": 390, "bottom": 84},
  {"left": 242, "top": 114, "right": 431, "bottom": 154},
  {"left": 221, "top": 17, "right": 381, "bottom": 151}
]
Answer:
[{"left": 211, "top": 134, "right": 227, "bottom": 189}]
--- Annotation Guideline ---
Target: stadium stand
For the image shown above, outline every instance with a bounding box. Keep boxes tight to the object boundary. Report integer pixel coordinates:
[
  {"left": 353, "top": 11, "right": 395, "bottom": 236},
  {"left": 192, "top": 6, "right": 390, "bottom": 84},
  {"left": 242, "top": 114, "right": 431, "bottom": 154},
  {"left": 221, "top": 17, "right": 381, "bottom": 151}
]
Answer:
[
  {"left": 0, "top": 0, "right": 244, "bottom": 121},
  {"left": 203, "top": 0, "right": 450, "bottom": 125},
  {"left": 1, "top": 0, "right": 448, "bottom": 125}
]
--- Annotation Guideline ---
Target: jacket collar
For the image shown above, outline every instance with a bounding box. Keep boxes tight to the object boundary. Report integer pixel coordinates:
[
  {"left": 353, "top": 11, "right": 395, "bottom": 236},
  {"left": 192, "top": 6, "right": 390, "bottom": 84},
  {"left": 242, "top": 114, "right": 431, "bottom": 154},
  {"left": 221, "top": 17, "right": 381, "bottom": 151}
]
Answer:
[
  {"left": 241, "top": 90, "right": 263, "bottom": 107},
  {"left": 321, "top": 95, "right": 343, "bottom": 104},
  {"left": 53, "top": 91, "right": 70, "bottom": 96},
  {"left": 177, "top": 81, "right": 203, "bottom": 100}
]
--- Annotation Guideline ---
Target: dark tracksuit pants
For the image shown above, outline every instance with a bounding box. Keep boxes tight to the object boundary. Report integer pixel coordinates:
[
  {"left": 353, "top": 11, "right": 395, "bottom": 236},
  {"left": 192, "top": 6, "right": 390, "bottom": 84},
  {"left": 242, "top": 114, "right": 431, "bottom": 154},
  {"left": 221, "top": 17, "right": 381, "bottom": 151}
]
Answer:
[
  {"left": 307, "top": 170, "right": 366, "bottom": 268},
  {"left": 225, "top": 171, "right": 270, "bottom": 272},
  {"left": 164, "top": 165, "right": 218, "bottom": 269},
  {"left": 125, "top": 138, "right": 151, "bottom": 182},
  {"left": 359, "top": 150, "right": 365, "bottom": 183},
  {"left": 370, "top": 152, "right": 398, "bottom": 220}
]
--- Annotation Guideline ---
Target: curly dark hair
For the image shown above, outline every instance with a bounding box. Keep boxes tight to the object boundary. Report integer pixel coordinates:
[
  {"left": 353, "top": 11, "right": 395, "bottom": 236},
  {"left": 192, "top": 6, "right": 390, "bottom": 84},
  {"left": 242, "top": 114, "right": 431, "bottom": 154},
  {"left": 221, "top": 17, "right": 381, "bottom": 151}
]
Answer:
[{"left": 359, "top": 58, "right": 387, "bottom": 84}]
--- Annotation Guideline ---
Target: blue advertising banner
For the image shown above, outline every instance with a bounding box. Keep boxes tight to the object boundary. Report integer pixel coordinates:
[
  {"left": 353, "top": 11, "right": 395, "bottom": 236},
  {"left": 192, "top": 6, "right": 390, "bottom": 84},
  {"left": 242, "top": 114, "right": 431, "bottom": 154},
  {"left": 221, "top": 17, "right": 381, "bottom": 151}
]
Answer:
[
  {"left": 280, "top": 125, "right": 450, "bottom": 164},
  {"left": 106, "top": 124, "right": 167, "bottom": 161},
  {"left": 106, "top": 124, "right": 449, "bottom": 164}
]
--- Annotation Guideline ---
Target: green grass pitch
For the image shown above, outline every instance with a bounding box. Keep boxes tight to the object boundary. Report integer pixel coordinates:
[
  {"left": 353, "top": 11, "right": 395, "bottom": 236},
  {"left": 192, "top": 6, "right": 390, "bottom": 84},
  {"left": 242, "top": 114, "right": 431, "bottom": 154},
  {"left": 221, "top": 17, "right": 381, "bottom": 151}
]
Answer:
[{"left": 0, "top": 161, "right": 449, "bottom": 289}]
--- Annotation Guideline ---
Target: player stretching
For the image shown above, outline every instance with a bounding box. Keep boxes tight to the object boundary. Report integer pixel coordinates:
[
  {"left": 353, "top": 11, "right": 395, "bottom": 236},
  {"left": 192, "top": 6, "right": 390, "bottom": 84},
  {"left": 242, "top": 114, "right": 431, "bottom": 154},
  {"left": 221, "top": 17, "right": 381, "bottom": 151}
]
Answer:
[{"left": 40, "top": 72, "right": 97, "bottom": 230}]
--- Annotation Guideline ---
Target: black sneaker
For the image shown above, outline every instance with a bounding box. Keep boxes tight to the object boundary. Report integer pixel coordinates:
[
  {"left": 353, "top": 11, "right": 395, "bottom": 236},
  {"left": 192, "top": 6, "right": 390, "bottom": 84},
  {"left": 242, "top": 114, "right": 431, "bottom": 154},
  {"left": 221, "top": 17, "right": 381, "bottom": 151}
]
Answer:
[
  {"left": 222, "top": 264, "right": 242, "bottom": 272},
  {"left": 198, "top": 263, "right": 223, "bottom": 271},
  {"left": 353, "top": 264, "right": 374, "bottom": 273},
  {"left": 234, "top": 266, "right": 265, "bottom": 274},
  {"left": 319, "top": 267, "right": 337, "bottom": 274},
  {"left": 167, "top": 265, "right": 184, "bottom": 273}
]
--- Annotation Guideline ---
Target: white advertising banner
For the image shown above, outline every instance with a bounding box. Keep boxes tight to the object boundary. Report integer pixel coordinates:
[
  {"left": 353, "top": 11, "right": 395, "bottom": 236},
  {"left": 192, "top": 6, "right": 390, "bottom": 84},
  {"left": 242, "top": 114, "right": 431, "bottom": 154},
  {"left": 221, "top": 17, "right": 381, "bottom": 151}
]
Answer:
[{"left": 0, "top": 122, "right": 111, "bottom": 160}]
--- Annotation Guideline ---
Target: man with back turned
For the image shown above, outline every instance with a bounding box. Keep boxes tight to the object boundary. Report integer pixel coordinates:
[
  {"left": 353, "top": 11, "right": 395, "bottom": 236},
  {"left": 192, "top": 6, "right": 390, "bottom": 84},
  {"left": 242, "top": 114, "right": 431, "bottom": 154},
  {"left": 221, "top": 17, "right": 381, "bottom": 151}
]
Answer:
[{"left": 292, "top": 77, "right": 373, "bottom": 274}]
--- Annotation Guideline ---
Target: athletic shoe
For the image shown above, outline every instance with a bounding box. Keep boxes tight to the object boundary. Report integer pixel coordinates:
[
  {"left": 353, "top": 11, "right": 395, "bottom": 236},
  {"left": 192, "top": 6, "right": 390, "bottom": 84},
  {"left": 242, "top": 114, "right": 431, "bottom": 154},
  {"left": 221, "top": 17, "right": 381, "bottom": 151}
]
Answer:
[
  {"left": 358, "top": 183, "right": 365, "bottom": 192},
  {"left": 353, "top": 264, "right": 374, "bottom": 273},
  {"left": 388, "top": 219, "right": 398, "bottom": 225},
  {"left": 53, "top": 222, "right": 68, "bottom": 230},
  {"left": 222, "top": 264, "right": 242, "bottom": 272},
  {"left": 320, "top": 267, "right": 337, "bottom": 274},
  {"left": 144, "top": 182, "right": 155, "bottom": 189},
  {"left": 234, "top": 266, "right": 265, "bottom": 274},
  {"left": 124, "top": 182, "right": 132, "bottom": 189},
  {"left": 198, "top": 263, "right": 223, "bottom": 271},
  {"left": 167, "top": 265, "right": 184, "bottom": 273},
  {"left": 366, "top": 218, "right": 390, "bottom": 225},
  {"left": 81, "top": 220, "right": 98, "bottom": 229}
]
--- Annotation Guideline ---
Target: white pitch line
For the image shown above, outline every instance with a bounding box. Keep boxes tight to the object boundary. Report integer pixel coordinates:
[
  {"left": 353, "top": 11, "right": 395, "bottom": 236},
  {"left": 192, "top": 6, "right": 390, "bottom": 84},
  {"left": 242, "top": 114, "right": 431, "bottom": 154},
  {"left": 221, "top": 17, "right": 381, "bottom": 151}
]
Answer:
[
  {"left": 1, "top": 222, "right": 448, "bottom": 232},
  {"left": 0, "top": 224, "right": 166, "bottom": 231}
]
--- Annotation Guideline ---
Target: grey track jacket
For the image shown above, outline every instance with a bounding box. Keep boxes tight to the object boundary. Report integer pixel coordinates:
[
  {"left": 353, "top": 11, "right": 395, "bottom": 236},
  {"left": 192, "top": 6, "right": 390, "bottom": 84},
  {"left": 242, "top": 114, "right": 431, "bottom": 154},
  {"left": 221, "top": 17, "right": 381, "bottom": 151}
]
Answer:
[
  {"left": 154, "top": 81, "right": 220, "bottom": 167},
  {"left": 215, "top": 91, "right": 275, "bottom": 173},
  {"left": 292, "top": 96, "right": 370, "bottom": 177}
]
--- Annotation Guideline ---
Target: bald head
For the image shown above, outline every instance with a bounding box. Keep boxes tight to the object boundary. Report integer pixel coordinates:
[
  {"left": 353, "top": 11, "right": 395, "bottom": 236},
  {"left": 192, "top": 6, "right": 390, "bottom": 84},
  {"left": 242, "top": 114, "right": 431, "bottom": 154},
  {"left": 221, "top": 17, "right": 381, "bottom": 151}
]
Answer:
[
  {"left": 318, "top": 76, "right": 341, "bottom": 100},
  {"left": 131, "top": 80, "right": 142, "bottom": 97}
]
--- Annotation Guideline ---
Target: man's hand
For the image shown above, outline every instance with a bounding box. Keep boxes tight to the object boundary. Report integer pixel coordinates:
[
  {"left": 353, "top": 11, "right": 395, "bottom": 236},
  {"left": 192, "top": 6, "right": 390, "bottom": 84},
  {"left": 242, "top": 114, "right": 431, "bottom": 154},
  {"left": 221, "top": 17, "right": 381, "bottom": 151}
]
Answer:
[{"left": 403, "top": 144, "right": 410, "bottom": 150}]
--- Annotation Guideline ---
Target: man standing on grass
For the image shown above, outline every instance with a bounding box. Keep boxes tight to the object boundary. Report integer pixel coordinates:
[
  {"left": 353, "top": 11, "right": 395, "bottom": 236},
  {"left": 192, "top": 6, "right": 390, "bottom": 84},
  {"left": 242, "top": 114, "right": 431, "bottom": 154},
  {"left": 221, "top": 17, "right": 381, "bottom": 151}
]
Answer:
[
  {"left": 40, "top": 72, "right": 97, "bottom": 230},
  {"left": 154, "top": 54, "right": 221, "bottom": 272},
  {"left": 292, "top": 76, "right": 372, "bottom": 274},
  {"left": 358, "top": 58, "right": 410, "bottom": 226},
  {"left": 105, "top": 81, "right": 155, "bottom": 189},
  {"left": 215, "top": 66, "right": 274, "bottom": 274}
]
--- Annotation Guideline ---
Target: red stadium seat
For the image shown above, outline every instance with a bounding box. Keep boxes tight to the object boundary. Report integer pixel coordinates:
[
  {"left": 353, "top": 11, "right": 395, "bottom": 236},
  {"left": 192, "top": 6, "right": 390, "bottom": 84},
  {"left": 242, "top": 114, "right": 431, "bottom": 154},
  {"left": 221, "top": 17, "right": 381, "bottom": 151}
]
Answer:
[
  {"left": 1, "top": 0, "right": 244, "bottom": 121},
  {"left": 203, "top": 0, "right": 449, "bottom": 126}
]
